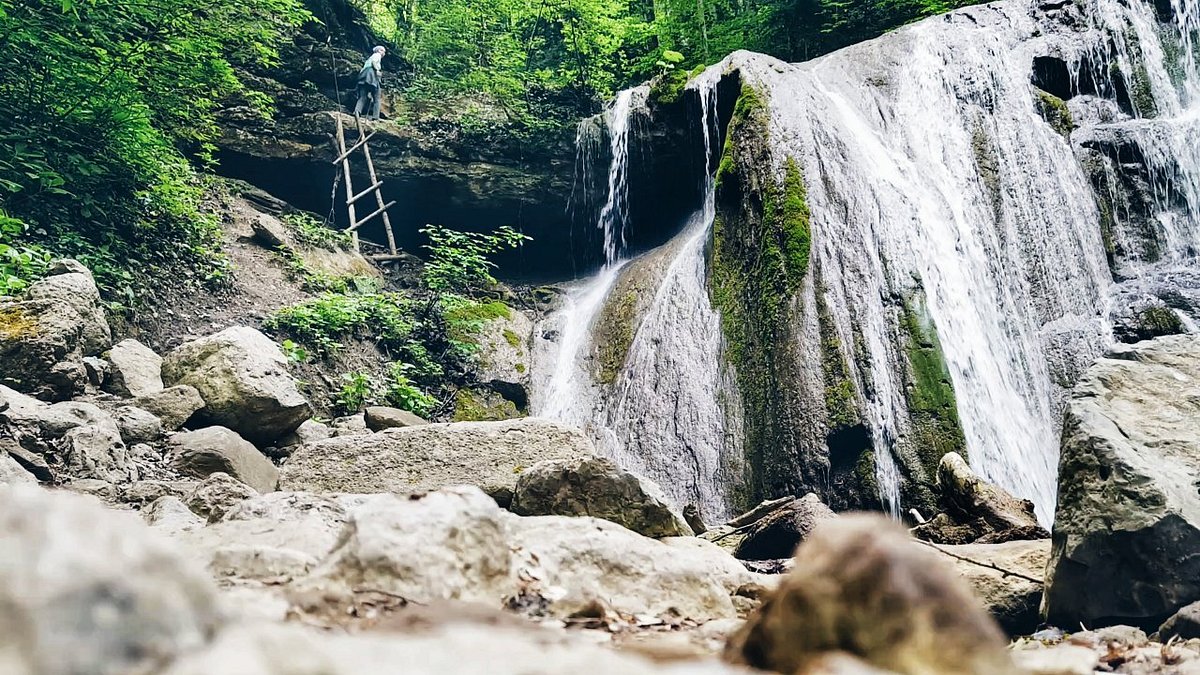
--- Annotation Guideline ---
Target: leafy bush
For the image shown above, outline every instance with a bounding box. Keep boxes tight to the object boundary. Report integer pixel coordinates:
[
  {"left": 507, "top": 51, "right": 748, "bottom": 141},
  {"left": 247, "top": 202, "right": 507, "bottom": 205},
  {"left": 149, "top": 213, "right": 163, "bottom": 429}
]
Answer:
[
  {"left": 282, "top": 212, "right": 353, "bottom": 251},
  {"left": 333, "top": 364, "right": 437, "bottom": 416},
  {"left": 0, "top": 214, "right": 51, "bottom": 296},
  {"left": 420, "top": 224, "right": 529, "bottom": 293}
]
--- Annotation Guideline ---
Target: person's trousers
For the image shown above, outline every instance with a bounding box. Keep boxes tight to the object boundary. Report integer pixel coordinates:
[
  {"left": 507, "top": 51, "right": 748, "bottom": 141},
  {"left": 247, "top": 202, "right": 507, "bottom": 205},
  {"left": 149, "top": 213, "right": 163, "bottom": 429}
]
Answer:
[{"left": 353, "top": 85, "right": 381, "bottom": 119}]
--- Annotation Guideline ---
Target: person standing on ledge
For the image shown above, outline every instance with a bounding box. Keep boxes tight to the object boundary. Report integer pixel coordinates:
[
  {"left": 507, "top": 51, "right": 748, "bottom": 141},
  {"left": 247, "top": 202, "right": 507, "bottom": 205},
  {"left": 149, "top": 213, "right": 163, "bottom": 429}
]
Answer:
[{"left": 354, "top": 46, "right": 386, "bottom": 120}]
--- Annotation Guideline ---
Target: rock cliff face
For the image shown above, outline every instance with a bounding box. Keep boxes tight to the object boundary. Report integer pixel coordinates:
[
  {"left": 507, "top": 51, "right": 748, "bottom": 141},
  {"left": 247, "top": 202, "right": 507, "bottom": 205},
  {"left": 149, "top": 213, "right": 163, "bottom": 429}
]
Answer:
[{"left": 535, "top": 0, "right": 1200, "bottom": 521}]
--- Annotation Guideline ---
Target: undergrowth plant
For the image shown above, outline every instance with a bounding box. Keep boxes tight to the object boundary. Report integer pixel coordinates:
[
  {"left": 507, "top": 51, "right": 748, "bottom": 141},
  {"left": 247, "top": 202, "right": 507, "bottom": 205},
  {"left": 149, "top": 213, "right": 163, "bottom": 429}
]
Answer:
[
  {"left": 420, "top": 224, "right": 529, "bottom": 293},
  {"left": 0, "top": 214, "right": 51, "bottom": 296}
]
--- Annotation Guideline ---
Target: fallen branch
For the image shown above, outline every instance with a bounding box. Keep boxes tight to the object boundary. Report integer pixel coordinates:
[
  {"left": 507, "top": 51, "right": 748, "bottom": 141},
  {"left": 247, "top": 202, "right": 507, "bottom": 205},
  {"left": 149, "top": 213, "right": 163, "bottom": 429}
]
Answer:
[
  {"left": 725, "top": 496, "right": 794, "bottom": 529},
  {"left": 917, "top": 539, "right": 1044, "bottom": 585}
]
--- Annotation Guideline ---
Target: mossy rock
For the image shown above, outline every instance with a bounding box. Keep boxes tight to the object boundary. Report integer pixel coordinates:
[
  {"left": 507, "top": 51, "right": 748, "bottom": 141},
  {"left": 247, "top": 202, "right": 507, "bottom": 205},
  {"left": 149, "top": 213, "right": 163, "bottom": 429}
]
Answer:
[
  {"left": 648, "top": 68, "right": 689, "bottom": 107},
  {"left": 452, "top": 387, "right": 521, "bottom": 422},
  {"left": 0, "top": 306, "right": 40, "bottom": 342},
  {"left": 1033, "top": 88, "right": 1075, "bottom": 138}
]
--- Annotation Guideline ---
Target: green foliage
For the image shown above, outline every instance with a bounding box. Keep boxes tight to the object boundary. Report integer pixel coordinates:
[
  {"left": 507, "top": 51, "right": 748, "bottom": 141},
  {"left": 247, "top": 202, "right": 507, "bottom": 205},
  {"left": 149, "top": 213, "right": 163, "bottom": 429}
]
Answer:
[
  {"left": 335, "top": 371, "right": 375, "bottom": 413},
  {"left": 0, "top": 214, "right": 51, "bottom": 296},
  {"left": 0, "top": 0, "right": 308, "bottom": 303},
  {"left": 282, "top": 212, "right": 353, "bottom": 251},
  {"left": 333, "top": 364, "right": 437, "bottom": 415},
  {"left": 420, "top": 224, "right": 529, "bottom": 293},
  {"left": 266, "top": 291, "right": 416, "bottom": 355},
  {"left": 280, "top": 339, "right": 310, "bottom": 364}
]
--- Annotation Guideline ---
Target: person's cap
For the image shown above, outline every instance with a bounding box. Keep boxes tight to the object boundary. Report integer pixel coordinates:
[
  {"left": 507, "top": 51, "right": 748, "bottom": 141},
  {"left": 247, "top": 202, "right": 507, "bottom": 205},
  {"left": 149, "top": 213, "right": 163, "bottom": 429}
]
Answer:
[{"left": 373, "top": 45, "right": 386, "bottom": 53}]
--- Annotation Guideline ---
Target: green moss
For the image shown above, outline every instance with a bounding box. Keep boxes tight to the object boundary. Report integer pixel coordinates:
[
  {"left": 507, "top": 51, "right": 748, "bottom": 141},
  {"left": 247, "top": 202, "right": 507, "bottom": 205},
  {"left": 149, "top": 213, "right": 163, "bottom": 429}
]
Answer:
[
  {"left": 444, "top": 299, "right": 513, "bottom": 347},
  {"left": 1034, "top": 88, "right": 1075, "bottom": 138},
  {"left": 778, "top": 159, "right": 812, "bottom": 289},
  {"left": 514, "top": 362, "right": 526, "bottom": 373},
  {"left": 649, "top": 69, "right": 689, "bottom": 107},
  {"left": 817, "top": 293, "right": 860, "bottom": 431},
  {"left": 595, "top": 291, "right": 638, "bottom": 385},
  {"left": 503, "top": 328, "right": 521, "bottom": 347},
  {"left": 1136, "top": 306, "right": 1184, "bottom": 338},
  {"left": 453, "top": 387, "right": 519, "bottom": 422},
  {"left": 900, "top": 293, "right": 966, "bottom": 481},
  {"left": 0, "top": 306, "right": 38, "bottom": 341}
]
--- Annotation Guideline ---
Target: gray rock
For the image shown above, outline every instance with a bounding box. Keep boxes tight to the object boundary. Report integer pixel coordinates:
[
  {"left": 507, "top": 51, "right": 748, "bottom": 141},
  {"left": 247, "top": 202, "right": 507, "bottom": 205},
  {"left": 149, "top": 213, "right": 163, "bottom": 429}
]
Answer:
[
  {"left": 0, "top": 262, "right": 111, "bottom": 401},
  {"left": 2, "top": 442, "right": 52, "bottom": 482},
  {"left": 32, "top": 400, "right": 110, "bottom": 437},
  {"left": 123, "top": 480, "right": 196, "bottom": 506},
  {"left": 935, "top": 452, "right": 1046, "bottom": 540},
  {"left": 278, "top": 419, "right": 333, "bottom": 447},
  {"left": 1157, "top": 600, "right": 1200, "bottom": 640},
  {"left": 0, "top": 452, "right": 36, "bottom": 484},
  {"left": 171, "top": 427, "right": 278, "bottom": 493},
  {"left": 162, "top": 327, "right": 312, "bottom": 444},
  {"left": 83, "top": 356, "right": 109, "bottom": 387},
  {"left": 1045, "top": 335, "right": 1200, "bottom": 628},
  {"left": 133, "top": 384, "right": 205, "bottom": 430},
  {"left": 144, "top": 495, "right": 207, "bottom": 536},
  {"left": 63, "top": 419, "right": 128, "bottom": 483},
  {"left": 250, "top": 212, "right": 289, "bottom": 249},
  {"left": 0, "top": 485, "right": 221, "bottom": 675},
  {"left": 364, "top": 406, "right": 430, "bottom": 431},
  {"left": 929, "top": 539, "right": 1049, "bottom": 635},
  {"left": 105, "top": 338, "right": 164, "bottom": 398},
  {"left": 302, "top": 487, "right": 512, "bottom": 604},
  {"left": 329, "top": 413, "right": 370, "bottom": 437},
  {"left": 113, "top": 405, "right": 164, "bottom": 445},
  {"left": 65, "top": 478, "right": 116, "bottom": 499},
  {"left": 280, "top": 418, "right": 594, "bottom": 506},
  {"left": 184, "top": 472, "right": 259, "bottom": 522},
  {"left": 474, "top": 308, "right": 533, "bottom": 396},
  {"left": 510, "top": 456, "right": 693, "bottom": 538},
  {"left": 733, "top": 493, "right": 835, "bottom": 560}
]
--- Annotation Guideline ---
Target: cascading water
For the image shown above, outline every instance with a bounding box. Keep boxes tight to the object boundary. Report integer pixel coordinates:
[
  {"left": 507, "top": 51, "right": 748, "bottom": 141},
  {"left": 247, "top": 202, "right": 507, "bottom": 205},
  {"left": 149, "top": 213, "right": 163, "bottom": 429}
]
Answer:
[{"left": 533, "top": 76, "right": 743, "bottom": 521}]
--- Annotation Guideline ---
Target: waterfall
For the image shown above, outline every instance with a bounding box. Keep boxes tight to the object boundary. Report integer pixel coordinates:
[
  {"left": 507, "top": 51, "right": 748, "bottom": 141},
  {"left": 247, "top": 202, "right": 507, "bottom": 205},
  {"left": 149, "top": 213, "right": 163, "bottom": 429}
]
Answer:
[{"left": 534, "top": 75, "right": 742, "bottom": 521}]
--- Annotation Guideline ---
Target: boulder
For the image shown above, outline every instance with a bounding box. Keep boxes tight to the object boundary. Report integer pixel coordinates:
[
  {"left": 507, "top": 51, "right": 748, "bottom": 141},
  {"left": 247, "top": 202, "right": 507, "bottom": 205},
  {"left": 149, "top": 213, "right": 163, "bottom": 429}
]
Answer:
[
  {"left": 474, "top": 308, "right": 533, "bottom": 399},
  {"left": 279, "top": 419, "right": 332, "bottom": 447},
  {"left": 0, "top": 485, "right": 221, "bottom": 675},
  {"left": 30, "top": 400, "right": 110, "bottom": 437},
  {"left": 1157, "top": 601, "right": 1200, "bottom": 641},
  {"left": 302, "top": 487, "right": 511, "bottom": 604},
  {"left": 279, "top": 418, "right": 594, "bottom": 506},
  {"left": 104, "top": 338, "right": 164, "bottom": 398},
  {"left": 162, "top": 327, "right": 311, "bottom": 444},
  {"left": 171, "top": 426, "right": 279, "bottom": 493},
  {"left": 184, "top": 472, "right": 260, "bottom": 521},
  {"left": 508, "top": 514, "right": 762, "bottom": 621},
  {"left": 122, "top": 480, "right": 196, "bottom": 506},
  {"left": 113, "top": 405, "right": 164, "bottom": 445},
  {"left": 733, "top": 493, "right": 836, "bottom": 560},
  {"left": 928, "top": 539, "right": 1050, "bottom": 635},
  {"left": 329, "top": 413, "right": 370, "bottom": 437},
  {"left": 1045, "top": 335, "right": 1200, "bottom": 629},
  {"left": 0, "top": 261, "right": 111, "bottom": 401},
  {"left": 364, "top": 405, "right": 430, "bottom": 431},
  {"left": 144, "top": 495, "right": 208, "bottom": 537},
  {"left": 133, "top": 384, "right": 205, "bottom": 430},
  {"left": 510, "top": 456, "right": 693, "bottom": 538},
  {"left": 62, "top": 419, "right": 128, "bottom": 483},
  {"left": 935, "top": 452, "right": 1046, "bottom": 539},
  {"left": 726, "top": 515, "right": 1017, "bottom": 675},
  {"left": 82, "top": 356, "right": 109, "bottom": 388}
]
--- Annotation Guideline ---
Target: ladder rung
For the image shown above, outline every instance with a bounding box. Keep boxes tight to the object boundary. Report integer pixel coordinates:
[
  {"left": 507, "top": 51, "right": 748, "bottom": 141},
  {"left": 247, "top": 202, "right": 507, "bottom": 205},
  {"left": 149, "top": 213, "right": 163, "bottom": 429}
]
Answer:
[
  {"left": 331, "top": 130, "right": 378, "bottom": 165},
  {"left": 347, "top": 181, "right": 384, "bottom": 206},
  {"left": 348, "top": 201, "right": 397, "bottom": 231}
]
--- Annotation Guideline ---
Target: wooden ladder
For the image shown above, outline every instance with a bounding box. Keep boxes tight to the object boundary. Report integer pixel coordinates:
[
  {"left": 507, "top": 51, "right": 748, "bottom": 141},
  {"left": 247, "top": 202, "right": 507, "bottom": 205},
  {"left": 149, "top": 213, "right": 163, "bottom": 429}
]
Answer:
[{"left": 333, "top": 114, "right": 398, "bottom": 257}]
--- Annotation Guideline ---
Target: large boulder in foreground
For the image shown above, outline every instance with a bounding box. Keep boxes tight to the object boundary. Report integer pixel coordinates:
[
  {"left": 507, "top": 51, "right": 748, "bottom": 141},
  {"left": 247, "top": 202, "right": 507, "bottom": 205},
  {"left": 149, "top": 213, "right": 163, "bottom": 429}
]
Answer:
[
  {"left": 726, "top": 515, "right": 1017, "bottom": 675},
  {"left": 162, "top": 327, "right": 311, "bottom": 444},
  {"left": 0, "top": 485, "right": 221, "bottom": 675},
  {"left": 104, "top": 338, "right": 164, "bottom": 398},
  {"left": 510, "top": 456, "right": 692, "bottom": 538},
  {"left": 1045, "top": 335, "right": 1200, "bottom": 629},
  {"left": 279, "top": 418, "right": 595, "bottom": 505},
  {"left": 0, "top": 260, "right": 111, "bottom": 401}
]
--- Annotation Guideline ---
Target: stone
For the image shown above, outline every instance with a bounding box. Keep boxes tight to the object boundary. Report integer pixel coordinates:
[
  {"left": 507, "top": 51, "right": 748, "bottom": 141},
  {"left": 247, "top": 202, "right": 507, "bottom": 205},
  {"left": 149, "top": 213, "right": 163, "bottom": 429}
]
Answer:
[
  {"left": 1045, "top": 335, "right": 1200, "bottom": 628},
  {"left": 63, "top": 419, "right": 128, "bottom": 483},
  {"left": 250, "top": 211, "right": 289, "bottom": 249},
  {"left": 162, "top": 621, "right": 751, "bottom": 675},
  {"left": 278, "top": 419, "right": 332, "bottom": 447},
  {"left": 113, "top": 405, "right": 164, "bottom": 444},
  {"left": 133, "top": 384, "right": 205, "bottom": 430},
  {"left": 83, "top": 356, "right": 109, "bottom": 387},
  {"left": 935, "top": 452, "right": 1046, "bottom": 539},
  {"left": 733, "top": 493, "right": 836, "bottom": 560},
  {"left": 0, "top": 451, "right": 36, "bottom": 484},
  {"left": 303, "top": 487, "right": 512, "bottom": 604},
  {"left": 279, "top": 418, "right": 594, "bottom": 506},
  {"left": 1010, "top": 645, "right": 1101, "bottom": 675},
  {"left": 364, "top": 405, "right": 430, "bottom": 431},
  {"left": 65, "top": 478, "right": 116, "bottom": 498},
  {"left": 474, "top": 308, "right": 533, "bottom": 398},
  {"left": 508, "top": 514, "right": 761, "bottom": 621},
  {"left": 329, "top": 413, "right": 370, "bottom": 437},
  {"left": 162, "top": 327, "right": 312, "bottom": 444},
  {"left": 1158, "top": 601, "right": 1200, "bottom": 640},
  {"left": 0, "top": 485, "right": 221, "bottom": 675},
  {"left": 104, "top": 338, "right": 165, "bottom": 398},
  {"left": 176, "top": 492, "right": 355, "bottom": 580},
  {"left": 0, "top": 262, "right": 112, "bottom": 400},
  {"left": 144, "top": 495, "right": 207, "bottom": 536},
  {"left": 2, "top": 443, "right": 53, "bottom": 482},
  {"left": 32, "top": 400, "right": 110, "bottom": 437},
  {"left": 726, "top": 514, "right": 1017, "bottom": 675},
  {"left": 928, "top": 538, "right": 1049, "bottom": 635},
  {"left": 122, "top": 480, "right": 196, "bottom": 506},
  {"left": 171, "top": 426, "right": 279, "bottom": 493},
  {"left": 510, "top": 456, "right": 693, "bottom": 538},
  {"left": 184, "top": 472, "right": 260, "bottom": 521}
]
